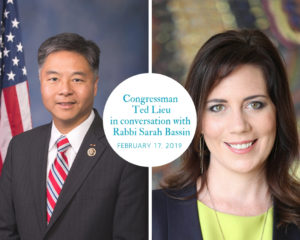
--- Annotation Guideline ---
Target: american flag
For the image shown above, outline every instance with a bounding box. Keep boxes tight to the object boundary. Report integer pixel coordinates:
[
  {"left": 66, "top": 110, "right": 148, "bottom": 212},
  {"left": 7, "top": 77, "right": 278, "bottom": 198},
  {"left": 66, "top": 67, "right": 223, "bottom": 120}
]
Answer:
[{"left": 0, "top": 0, "right": 31, "bottom": 174}]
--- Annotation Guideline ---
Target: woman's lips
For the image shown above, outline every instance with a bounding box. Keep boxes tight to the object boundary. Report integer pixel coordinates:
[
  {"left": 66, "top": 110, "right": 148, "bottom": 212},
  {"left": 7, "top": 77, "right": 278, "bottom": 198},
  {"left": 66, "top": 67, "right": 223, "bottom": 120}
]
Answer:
[{"left": 224, "top": 139, "right": 257, "bottom": 154}]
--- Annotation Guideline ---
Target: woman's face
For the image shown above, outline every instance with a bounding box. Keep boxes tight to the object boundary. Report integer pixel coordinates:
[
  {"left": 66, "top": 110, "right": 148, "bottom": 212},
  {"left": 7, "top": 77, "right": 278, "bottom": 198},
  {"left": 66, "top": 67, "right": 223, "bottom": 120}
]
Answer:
[{"left": 202, "top": 64, "right": 276, "bottom": 174}]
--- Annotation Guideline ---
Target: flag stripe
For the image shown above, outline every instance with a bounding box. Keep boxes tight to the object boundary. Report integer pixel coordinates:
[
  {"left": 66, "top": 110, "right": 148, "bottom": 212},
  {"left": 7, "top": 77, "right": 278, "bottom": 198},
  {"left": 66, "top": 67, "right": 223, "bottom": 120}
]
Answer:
[
  {"left": 16, "top": 81, "right": 31, "bottom": 131},
  {"left": 0, "top": 93, "right": 13, "bottom": 160},
  {"left": 3, "top": 85, "right": 24, "bottom": 136}
]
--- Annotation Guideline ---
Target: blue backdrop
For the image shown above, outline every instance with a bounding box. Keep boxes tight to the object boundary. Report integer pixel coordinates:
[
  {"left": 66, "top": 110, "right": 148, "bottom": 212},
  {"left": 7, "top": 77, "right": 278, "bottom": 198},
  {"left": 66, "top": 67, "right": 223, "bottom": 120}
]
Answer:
[{"left": 18, "top": 0, "right": 148, "bottom": 127}]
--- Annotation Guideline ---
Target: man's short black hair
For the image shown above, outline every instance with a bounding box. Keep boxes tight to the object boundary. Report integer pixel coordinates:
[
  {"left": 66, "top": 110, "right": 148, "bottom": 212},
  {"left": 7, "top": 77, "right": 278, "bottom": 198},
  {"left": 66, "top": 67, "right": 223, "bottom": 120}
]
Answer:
[{"left": 38, "top": 33, "right": 100, "bottom": 75}]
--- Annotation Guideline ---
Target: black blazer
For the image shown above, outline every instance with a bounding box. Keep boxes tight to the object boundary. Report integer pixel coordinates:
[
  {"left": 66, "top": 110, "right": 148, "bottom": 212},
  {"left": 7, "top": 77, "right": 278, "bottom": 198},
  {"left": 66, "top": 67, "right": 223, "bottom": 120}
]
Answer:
[
  {"left": 0, "top": 111, "right": 148, "bottom": 240},
  {"left": 153, "top": 185, "right": 300, "bottom": 240}
]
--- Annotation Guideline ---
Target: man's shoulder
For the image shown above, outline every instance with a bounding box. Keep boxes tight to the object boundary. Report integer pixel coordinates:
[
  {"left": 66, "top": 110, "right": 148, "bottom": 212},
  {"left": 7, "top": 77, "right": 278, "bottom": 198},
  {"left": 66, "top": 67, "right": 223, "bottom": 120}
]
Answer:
[{"left": 12, "top": 123, "right": 51, "bottom": 144}]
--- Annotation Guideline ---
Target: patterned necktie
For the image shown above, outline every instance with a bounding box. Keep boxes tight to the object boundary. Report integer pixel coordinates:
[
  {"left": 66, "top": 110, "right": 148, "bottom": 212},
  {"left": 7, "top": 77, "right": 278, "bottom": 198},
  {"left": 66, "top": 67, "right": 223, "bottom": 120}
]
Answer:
[{"left": 46, "top": 135, "right": 71, "bottom": 224}]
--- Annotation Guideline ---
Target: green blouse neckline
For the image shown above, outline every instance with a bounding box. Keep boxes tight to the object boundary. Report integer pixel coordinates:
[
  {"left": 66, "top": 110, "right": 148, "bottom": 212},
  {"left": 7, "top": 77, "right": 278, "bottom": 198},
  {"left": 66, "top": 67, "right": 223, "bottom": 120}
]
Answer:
[{"left": 197, "top": 200, "right": 273, "bottom": 240}]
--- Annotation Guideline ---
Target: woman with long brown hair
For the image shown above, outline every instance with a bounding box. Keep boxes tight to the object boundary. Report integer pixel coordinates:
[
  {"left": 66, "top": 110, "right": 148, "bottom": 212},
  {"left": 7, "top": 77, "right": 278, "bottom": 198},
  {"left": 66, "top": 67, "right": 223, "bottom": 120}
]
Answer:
[{"left": 153, "top": 29, "right": 300, "bottom": 239}]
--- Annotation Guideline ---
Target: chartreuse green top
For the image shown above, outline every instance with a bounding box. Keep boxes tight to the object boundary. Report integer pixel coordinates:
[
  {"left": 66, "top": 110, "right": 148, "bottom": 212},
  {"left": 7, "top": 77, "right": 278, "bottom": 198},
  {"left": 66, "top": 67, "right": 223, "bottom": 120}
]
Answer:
[{"left": 197, "top": 201, "right": 273, "bottom": 240}]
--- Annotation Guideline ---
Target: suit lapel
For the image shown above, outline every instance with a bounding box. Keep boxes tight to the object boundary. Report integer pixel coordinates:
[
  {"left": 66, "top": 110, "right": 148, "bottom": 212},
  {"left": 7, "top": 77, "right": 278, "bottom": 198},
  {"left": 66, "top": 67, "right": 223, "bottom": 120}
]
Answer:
[
  {"left": 167, "top": 185, "right": 203, "bottom": 240},
  {"left": 30, "top": 124, "right": 51, "bottom": 233},
  {"left": 45, "top": 112, "right": 107, "bottom": 234}
]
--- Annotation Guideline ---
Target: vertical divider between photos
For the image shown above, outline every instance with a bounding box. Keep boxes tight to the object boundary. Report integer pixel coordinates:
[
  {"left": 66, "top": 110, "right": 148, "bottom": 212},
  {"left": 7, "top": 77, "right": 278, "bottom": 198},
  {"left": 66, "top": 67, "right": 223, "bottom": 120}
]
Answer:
[{"left": 148, "top": 0, "right": 152, "bottom": 239}]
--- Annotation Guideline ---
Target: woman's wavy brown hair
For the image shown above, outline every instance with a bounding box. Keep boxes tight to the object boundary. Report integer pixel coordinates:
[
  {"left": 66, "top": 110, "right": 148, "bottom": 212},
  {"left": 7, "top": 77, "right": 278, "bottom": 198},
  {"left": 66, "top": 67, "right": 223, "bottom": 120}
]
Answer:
[{"left": 163, "top": 29, "right": 300, "bottom": 228}]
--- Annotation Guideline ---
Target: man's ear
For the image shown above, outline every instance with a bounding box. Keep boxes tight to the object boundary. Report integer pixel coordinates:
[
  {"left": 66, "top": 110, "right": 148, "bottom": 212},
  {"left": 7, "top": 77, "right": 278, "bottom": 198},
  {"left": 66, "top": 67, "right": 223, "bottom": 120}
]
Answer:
[{"left": 94, "top": 77, "right": 99, "bottom": 97}]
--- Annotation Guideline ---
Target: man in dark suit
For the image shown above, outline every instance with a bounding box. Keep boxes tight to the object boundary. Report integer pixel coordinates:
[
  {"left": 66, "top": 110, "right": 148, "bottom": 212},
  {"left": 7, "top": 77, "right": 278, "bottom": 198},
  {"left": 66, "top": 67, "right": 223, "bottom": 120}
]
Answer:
[{"left": 0, "top": 33, "right": 148, "bottom": 240}]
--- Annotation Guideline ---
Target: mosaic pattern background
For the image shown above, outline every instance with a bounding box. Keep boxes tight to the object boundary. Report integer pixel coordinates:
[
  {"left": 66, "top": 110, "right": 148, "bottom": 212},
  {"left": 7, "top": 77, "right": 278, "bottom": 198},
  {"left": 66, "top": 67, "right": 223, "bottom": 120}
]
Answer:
[{"left": 152, "top": 0, "right": 300, "bottom": 188}]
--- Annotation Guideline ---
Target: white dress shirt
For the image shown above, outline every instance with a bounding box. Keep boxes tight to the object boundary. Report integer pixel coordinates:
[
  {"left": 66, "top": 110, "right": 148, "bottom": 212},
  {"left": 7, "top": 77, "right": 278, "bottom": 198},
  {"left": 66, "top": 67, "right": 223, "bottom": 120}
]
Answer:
[{"left": 46, "top": 110, "right": 95, "bottom": 177}]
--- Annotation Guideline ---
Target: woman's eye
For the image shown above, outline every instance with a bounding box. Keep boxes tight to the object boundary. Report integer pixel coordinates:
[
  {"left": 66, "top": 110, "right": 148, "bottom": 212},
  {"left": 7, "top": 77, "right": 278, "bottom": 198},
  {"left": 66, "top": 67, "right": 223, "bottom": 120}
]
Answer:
[
  {"left": 248, "top": 101, "right": 264, "bottom": 109},
  {"left": 209, "top": 105, "right": 225, "bottom": 112}
]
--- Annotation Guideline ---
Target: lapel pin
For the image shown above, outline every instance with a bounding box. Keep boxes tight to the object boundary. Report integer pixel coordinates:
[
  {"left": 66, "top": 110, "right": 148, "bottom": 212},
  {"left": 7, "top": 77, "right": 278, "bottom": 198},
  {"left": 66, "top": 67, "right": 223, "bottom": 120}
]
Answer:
[{"left": 87, "top": 147, "right": 96, "bottom": 157}]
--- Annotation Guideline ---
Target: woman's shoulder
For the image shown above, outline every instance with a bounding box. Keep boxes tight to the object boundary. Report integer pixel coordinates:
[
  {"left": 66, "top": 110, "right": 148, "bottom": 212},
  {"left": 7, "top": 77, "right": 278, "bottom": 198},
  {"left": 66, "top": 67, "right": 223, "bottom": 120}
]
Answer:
[
  {"left": 153, "top": 184, "right": 197, "bottom": 213},
  {"left": 152, "top": 189, "right": 169, "bottom": 239},
  {"left": 153, "top": 184, "right": 197, "bottom": 201},
  {"left": 152, "top": 184, "right": 200, "bottom": 240},
  {"left": 152, "top": 189, "right": 169, "bottom": 215},
  {"left": 152, "top": 188, "right": 168, "bottom": 201}
]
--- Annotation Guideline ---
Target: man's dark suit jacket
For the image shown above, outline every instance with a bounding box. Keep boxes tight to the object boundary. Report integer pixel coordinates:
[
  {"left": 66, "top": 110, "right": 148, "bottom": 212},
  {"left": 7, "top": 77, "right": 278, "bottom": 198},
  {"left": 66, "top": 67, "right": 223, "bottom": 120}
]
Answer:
[
  {"left": 153, "top": 185, "right": 300, "bottom": 240},
  {"left": 0, "top": 111, "right": 148, "bottom": 240}
]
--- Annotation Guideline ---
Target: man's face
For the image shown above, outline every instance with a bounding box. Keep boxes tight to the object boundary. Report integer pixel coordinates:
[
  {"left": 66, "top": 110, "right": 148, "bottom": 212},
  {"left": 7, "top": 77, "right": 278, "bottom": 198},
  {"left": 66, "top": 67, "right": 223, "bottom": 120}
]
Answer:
[{"left": 40, "top": 50, "right": 98, "bottom": 133}]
